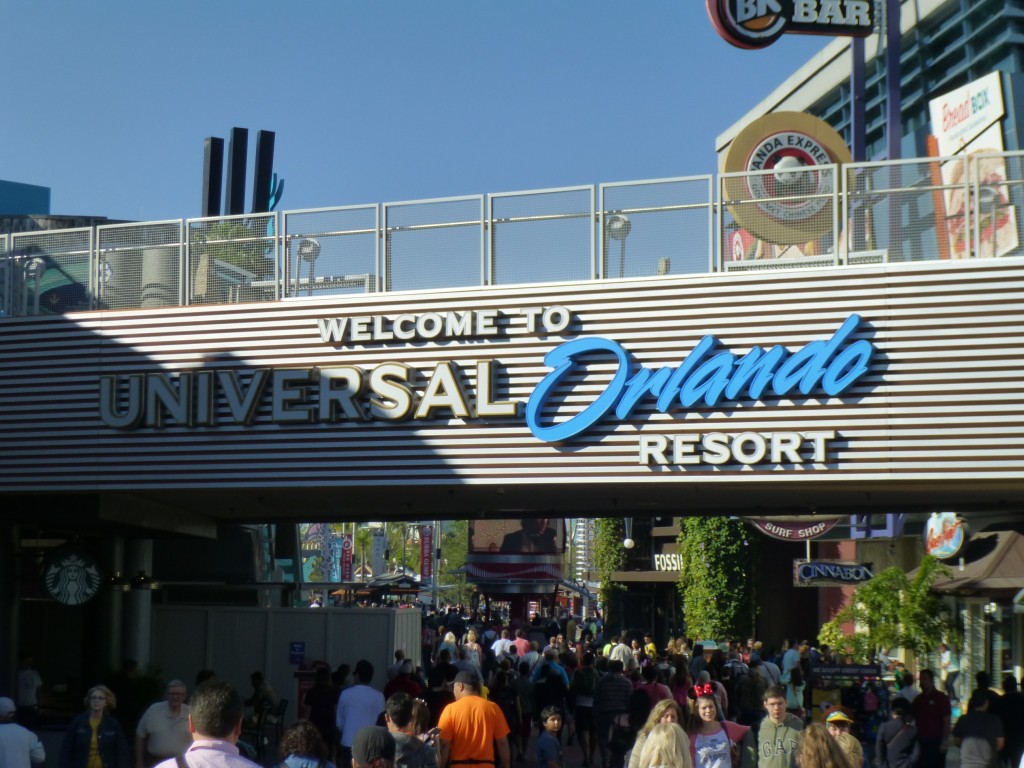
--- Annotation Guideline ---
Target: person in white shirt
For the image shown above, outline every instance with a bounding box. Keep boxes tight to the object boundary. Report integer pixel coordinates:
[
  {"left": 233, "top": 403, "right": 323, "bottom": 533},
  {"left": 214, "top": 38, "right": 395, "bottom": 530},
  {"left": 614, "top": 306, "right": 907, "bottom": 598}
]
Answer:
[
  {"left": 136, "top": 680, "right": 191, "bottom": 768},
  {"left": 16, "top": 655, "right": 42, "bottom": 728},
  {"left": 491, "top": 630, "right": 514, "bottom": 660},
  {"left": 337, "top": 660, "right": 386, "bottom": 768},
  {"left": 0, "top": 697, "right": 45, "bottom": 768}
]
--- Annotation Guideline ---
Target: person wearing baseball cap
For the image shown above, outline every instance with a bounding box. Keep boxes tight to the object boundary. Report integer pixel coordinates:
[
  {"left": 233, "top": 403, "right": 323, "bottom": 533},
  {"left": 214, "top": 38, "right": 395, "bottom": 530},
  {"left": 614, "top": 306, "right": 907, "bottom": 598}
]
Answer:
[
  {"left": 0, "top": 696, "right": 45, "bottom": 768},
  {"left": 824, "top": 706, "right": 862, "bottom": 768},
  {"left": 352, "top": 726, "right": 396, "bottom": 768},
  {"left": 437, "top": 670, "right": 509, "bottom": 768},
  {"left": 823, "top": 706, "right": 854, "bottom": 736}
]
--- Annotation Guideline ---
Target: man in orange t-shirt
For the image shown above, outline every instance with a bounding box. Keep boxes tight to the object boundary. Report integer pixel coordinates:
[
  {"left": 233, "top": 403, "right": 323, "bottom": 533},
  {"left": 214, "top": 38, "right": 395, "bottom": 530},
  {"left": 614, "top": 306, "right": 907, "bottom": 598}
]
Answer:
[{"left": 437, "top": 670, "right": 510, "bottom": 768}]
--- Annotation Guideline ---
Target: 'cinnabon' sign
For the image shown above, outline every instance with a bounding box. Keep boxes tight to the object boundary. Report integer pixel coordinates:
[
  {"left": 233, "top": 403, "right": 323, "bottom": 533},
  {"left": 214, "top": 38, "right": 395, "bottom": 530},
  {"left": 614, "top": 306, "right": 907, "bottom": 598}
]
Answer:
[{"left": 707, "top": 0, "right": 875, "bottom": 50}]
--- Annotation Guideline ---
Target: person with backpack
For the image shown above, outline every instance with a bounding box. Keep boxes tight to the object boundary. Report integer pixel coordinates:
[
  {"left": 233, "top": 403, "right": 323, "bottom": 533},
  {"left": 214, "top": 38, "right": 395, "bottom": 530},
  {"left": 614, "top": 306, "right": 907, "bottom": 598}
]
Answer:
[{"left": 874, "top": 698, "right": 918, "bottom": 768}]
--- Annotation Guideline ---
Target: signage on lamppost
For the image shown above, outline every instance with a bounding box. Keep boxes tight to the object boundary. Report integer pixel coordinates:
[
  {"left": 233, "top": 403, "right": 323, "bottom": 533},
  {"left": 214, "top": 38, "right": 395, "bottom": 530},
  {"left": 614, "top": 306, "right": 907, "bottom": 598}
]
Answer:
[
  {"left": 707, "top": 0, "right": 875, "bottom": 50},
  {"left": 340, "top": 533, "right": 353, "bottom": 582},
  {"left": 924, "top": 512, "right": 968, "bottom": 559}
]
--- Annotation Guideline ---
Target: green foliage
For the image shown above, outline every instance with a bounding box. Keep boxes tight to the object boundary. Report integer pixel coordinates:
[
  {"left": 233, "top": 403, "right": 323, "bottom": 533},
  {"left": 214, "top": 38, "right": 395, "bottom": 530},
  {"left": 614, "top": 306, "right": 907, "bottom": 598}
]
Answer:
[
  {"left": 594, "top": 518, "right": 627, "bottom": 632},
  {"left": 437, "top": 520, "right": 474, "bottom": 606},
  {"left": 190, "top": 218, "right": 274, "bottom": 302},
  {"left": 818, "top": 555, "right": 952, "bottom": 662},
  {"left": 676, "top": 518, "right": 757, "bottom": 639}
]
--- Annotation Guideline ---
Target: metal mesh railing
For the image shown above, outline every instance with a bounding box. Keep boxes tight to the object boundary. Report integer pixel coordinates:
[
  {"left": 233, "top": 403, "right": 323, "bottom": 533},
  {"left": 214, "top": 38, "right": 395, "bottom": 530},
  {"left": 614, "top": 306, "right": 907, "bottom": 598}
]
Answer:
[
  {"left": 2, "top": 153, "right": 1022, "bottom": 317},
  {"left": 186, "top": 213, "right": 278, "bottom": 305},
  {"left": 9, "top": 228, "right": 94, "bottom": 315},
  {"left": 0, "top": 235, "right": 8, "bottom": 317},
  {"left": 719, "top": 165, "right": 839, "bottom": 271},
  {"left": 96, "top": 220, "right": 184, "bottom": 310},
  {"left": 489, "top": 186, "right": 594, "bottom": 285},
  {"left": 383, "top": 196, "right": 484, "bottom": 292},
  {"left": 282, "top": 205, "right": 378, "bottom": 298},
  {"left": 843, "top": 157, "right": 961, "bottom": 263},
  {"left": 600, "top": 177, "right": 713, "bottom": 278}
]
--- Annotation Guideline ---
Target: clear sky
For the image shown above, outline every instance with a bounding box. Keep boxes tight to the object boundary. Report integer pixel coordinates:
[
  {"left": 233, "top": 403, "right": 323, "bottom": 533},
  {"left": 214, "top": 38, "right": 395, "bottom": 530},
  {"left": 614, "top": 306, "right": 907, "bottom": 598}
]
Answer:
[{"left": 2, "top": 1, "right": 830, "bottom": 223}]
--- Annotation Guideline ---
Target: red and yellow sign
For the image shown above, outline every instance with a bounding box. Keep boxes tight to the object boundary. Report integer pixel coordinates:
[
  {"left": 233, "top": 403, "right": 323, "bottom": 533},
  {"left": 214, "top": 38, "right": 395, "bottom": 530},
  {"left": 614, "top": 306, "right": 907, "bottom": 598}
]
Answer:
[{"left": 707, "top": 0, "right": 875, "bottom": 50}]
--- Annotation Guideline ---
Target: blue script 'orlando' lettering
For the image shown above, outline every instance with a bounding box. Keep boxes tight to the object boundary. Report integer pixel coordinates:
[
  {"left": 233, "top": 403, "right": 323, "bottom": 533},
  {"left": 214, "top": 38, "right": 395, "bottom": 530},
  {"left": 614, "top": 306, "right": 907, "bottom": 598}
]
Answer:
[{"left": 525, "top": 314, "right": 873, "bottom": 443}]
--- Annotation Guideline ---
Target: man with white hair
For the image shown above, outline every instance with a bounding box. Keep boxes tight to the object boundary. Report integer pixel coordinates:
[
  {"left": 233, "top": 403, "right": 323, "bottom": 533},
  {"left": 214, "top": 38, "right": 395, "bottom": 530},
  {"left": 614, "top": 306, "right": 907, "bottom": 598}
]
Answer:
[
  {"left": 136, "top": 679, "right": 191, "bottom": 768},
  {"left": 0, "top": 696, "right": 45, "bottom": 768}
]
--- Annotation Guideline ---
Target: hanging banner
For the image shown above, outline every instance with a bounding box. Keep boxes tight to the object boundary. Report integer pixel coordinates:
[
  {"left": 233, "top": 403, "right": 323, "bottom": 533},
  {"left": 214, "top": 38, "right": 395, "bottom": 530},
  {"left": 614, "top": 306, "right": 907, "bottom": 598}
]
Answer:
[
  {"left": 372, "top": 529, "right": 387, "bottom": 577},
  {"left": 340, "top": 533, "right": 353, "bottom": 582},
  {"left": 419, "top": 525, "right": 434, "bottom": 582}
]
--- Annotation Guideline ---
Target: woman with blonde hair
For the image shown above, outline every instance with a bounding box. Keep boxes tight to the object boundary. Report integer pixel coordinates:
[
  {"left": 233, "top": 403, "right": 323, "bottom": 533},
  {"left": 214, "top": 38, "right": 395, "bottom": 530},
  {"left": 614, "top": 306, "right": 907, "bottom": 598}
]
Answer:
[
  {"left": 628, "top": 700, "right": 686, "bottom": 768},
  {"left": 636, "top": 723, "right": 693, "bottom": 768},
  {"left": 463, "top": 629, "right": 483, "bottom": 672},
  {"left": 436, "top": 631, "right": 458, "bottom": 662},
  {"left": 58, "top": 685, "right": 130, "bottom": 768},
  {"left": 795, "top": 723, "right": 851, "bottom": 768}
]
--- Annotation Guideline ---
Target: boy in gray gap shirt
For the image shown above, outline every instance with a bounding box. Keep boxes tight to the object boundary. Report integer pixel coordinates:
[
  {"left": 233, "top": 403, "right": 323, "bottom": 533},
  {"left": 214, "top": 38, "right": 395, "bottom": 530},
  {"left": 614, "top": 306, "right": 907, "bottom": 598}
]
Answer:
[{"left": 741, "top": 685, "right": 803, "bottom": 768}]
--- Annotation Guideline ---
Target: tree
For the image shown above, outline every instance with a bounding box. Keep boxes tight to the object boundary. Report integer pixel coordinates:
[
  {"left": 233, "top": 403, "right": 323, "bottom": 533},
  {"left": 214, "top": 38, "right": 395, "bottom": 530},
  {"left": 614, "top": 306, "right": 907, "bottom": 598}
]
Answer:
[
  {"left": 818, "top": 554, "right": 952, "bottom": 662},
  {"left": 676, "top": 517, "right": 758, "bottom": 640},
  {"left": 189, "top": 217, "right": 274, "bottom": 302},
  {"left": 593, "top": 518, "right": 628, "bottom": 634},
  {"left": 436, "top": 520, "right": 474, "bottom": 606}
]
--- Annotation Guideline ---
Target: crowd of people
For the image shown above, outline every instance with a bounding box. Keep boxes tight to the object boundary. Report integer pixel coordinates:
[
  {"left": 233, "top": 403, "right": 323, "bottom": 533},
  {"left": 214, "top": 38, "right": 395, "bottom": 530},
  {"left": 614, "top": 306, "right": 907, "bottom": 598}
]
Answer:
[{"left": 2, "top": 614, "right": 1023, "bottom": 768}]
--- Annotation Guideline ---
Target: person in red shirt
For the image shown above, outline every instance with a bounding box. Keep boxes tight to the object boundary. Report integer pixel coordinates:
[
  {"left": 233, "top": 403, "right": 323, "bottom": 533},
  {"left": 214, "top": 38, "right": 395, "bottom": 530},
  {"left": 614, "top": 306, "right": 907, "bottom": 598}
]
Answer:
[
  {"left": 909, "top": 669, "right": 951, "bottom": 768},
  {"left": 384, "top": 662, "right": 423, "bottom": 700}
]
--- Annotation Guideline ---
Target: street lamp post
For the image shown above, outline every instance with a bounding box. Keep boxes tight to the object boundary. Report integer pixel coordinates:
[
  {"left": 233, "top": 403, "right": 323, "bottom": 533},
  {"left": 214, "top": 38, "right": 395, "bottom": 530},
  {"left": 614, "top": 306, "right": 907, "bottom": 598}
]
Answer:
[{"left": 604, "top": 214, "right": 632, "bottom": 278}]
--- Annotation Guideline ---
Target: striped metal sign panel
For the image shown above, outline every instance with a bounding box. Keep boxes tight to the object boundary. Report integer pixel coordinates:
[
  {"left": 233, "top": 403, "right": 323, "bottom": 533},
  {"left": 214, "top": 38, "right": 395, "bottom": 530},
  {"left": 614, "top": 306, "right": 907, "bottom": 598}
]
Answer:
[{"left": 1, "top": 258, "right": 1022, "bottom": 495}]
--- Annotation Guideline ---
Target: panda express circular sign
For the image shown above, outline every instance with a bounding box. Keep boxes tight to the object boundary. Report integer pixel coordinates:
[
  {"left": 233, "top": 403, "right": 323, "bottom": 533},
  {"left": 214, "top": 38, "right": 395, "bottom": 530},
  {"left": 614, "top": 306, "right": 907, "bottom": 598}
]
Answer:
[
  {"left": 707, "top": 0, "right": 875, "bottom": 50},
  {"left": 722, "top": 112, "right": 852, "bottom": 245}
]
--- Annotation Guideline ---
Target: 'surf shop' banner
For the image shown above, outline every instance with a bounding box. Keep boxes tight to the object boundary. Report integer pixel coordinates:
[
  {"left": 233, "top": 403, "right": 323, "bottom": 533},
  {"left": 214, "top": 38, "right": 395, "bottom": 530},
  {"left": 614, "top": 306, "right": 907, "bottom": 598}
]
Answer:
[{"left": 707, "top": 0, "right": 874, "bottom": 50}]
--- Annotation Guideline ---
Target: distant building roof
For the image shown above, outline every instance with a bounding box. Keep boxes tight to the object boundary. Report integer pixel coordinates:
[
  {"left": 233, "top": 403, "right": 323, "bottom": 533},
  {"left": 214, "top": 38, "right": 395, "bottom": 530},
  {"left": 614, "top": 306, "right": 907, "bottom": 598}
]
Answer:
[
  {"left": 924, "top": 530, "right": 1024, "bottom": 597},
  {"left": 0, "top": 179, "right": 50, "bottom": 216}
]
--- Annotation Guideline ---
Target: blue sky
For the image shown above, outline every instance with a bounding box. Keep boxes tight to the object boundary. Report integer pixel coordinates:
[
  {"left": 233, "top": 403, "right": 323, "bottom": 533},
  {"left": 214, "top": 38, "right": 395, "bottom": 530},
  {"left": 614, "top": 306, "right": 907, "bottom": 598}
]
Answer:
[{"left": 2, "top": 1, "right": 829, "bottom": 223}]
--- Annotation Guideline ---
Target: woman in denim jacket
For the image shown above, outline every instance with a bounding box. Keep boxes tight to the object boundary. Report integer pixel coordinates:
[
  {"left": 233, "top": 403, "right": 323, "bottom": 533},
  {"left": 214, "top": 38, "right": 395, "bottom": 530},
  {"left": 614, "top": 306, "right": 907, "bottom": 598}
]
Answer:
[{"left": 59, "top": 685, "right": 130, "bottom": 768}]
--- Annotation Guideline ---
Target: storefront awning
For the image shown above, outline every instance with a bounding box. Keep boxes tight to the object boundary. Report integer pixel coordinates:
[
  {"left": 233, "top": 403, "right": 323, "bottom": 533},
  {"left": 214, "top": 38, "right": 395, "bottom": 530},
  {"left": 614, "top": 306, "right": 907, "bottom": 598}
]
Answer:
[{"left": 922, "top": 530, "right": 1024, "bottom": 597}]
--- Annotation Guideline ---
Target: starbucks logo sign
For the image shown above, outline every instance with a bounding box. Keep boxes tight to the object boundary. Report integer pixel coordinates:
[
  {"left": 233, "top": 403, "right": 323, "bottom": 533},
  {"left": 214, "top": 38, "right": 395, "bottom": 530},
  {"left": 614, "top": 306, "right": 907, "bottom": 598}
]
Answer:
[{"left": 44, "top": 551, "right": 102, "bottom": 605}]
